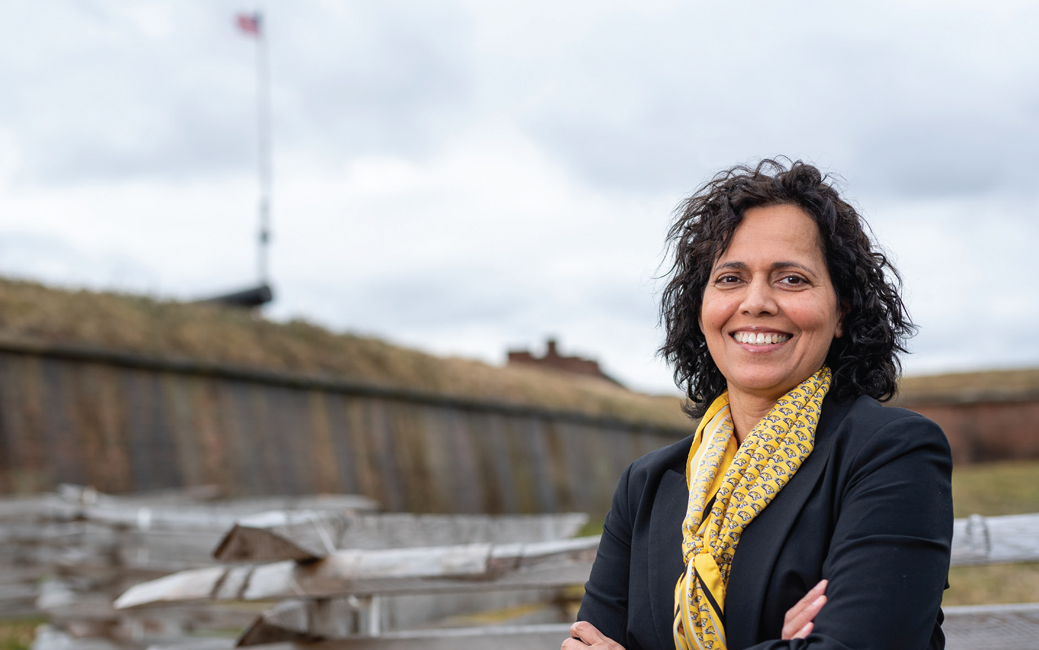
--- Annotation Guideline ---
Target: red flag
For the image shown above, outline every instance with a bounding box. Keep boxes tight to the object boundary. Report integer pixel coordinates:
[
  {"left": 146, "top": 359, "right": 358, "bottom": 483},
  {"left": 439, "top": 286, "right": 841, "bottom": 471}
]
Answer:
[{"left": 236, "top": 12, "right": 262, "bottom": 36}]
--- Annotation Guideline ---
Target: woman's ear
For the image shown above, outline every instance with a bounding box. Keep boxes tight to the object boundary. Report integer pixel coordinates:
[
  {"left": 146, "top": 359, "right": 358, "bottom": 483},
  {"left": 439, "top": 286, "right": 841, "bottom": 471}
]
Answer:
[{"left": 834, "top": 301, "right": 849, "bottom": 339}]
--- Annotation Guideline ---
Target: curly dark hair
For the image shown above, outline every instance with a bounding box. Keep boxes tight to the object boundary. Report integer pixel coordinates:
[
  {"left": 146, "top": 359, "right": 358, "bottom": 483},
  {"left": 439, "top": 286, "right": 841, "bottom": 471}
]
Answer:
[{"left": 659, "top": 158, "right": 915, "bottom": 418}]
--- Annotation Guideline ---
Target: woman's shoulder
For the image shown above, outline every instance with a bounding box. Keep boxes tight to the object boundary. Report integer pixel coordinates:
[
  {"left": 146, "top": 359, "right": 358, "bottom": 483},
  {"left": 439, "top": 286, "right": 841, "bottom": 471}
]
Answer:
[{"left": 824, "top": 393, "right": 951, "bottom": 462}]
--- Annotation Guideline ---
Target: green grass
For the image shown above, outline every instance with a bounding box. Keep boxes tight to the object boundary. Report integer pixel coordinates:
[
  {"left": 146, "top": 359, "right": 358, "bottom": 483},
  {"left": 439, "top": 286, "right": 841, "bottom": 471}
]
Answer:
[
  {"left": 944, "top": 459, "right": 1039, "bottom": 606},
  {"left": 0, "top": 619, "right": 43, "bottom": 650},
  {"left": 951, "top": 460, "right": 1039, "bottom": 518}
]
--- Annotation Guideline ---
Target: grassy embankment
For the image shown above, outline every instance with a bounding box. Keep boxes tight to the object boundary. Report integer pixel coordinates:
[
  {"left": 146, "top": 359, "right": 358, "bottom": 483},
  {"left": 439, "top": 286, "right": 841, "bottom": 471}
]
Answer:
[{"left": 0, "top": 277, "right": 689, "bottom": 428}]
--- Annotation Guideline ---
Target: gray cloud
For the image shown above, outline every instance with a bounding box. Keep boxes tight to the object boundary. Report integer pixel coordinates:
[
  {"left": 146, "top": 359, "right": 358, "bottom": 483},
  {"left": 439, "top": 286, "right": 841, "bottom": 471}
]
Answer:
[
  {"left": 850, "top": 114, "right": 1039, "bottom": 198},
  {"left": 0, "top": 1, "right": 476, "bottom": 186},
  {"left": 508, "top": 4, "right": 1039, "bottom": 201},
  {"left": 275, "top": 3, "right": 475, "bottom": 161}
]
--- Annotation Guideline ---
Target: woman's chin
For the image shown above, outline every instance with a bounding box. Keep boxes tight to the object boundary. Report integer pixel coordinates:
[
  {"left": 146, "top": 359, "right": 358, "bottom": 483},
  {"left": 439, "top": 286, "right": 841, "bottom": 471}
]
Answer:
[{"left": 726, "top": 371, "right": 809, "bottom": 401}]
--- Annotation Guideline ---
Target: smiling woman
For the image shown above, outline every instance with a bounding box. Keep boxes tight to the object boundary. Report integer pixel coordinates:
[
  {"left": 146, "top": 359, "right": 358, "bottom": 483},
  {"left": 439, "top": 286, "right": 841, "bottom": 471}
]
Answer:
[
  {"left": 564, "top": 160, "right": 953, "bottom": 650},
  {"left": 699, "top": 204, "right": 844, "bottom": 440}
]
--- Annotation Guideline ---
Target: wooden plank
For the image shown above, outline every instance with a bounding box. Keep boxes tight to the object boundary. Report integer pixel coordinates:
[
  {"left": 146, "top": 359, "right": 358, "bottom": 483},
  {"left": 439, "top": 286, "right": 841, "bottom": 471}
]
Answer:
[
  {"left": 555, "top": 422, "right": 591, "bottom": 514},
  {"left": 503, "top": 417, "right": 536, "bottom": 514},
  {"left": 240, "top": 536, "right": 598, "bottom": 600},
  {"left": 223, "top": 381, "right": 265, "bottom": 496},
  {"left": 95, "top": 364, "right": 133, "bottom": 494},
  {"left": 951, "top": 513, "right": 1039, "bottom": 566},
  {"left": 391, "top": 404, "right": 437, "bottom": 514},
  {"left": 68, "top": 363, "right": 106, "bottom": 493},
  {"left": 250, "top": 383, "right": 290, "bottom": 496},
  {"left": 213, "top": 511, "right": 342, "bottom": 562},
  {"left": 465, "top": 413, "right": 504, "bottom": 514},
  {"left": 482, "top": 413, "right": 520, "bottom": 514},
  {"left": 277, "top": 387, "right": 320, "bottom": 496},
  {"left": 41, "top": 359, "right": 88, "bottom": 486},
  {"left": 366, "top": 400, "right": 404, "bottom": 512},
  {"left": 165, "top": 373, "right": 205, "bottom": 489},
  {"left": 191, "top": 376, "right": 229, "bottom": 493},
  {"left": 152, "top": 625, "right": 574, "bottom": 650},
  {"left": 306, "top": 392, "right": 341, "bottom": 495},
  {"left": 116, "top": 536, "right": 599, "bottom": 608},
  {"left": 237, "top": 598, "right": 362, "bottom": 645},
  {"left": 441, "top": 409, "right": 481, "bottom": 515},
  {"left": 214, "top": 512, "right": 589, "bottom": 563},
  {"left": 156, "top": 604, "right": 1039, "bottom": 650},
  {"left": 341, "top": 397, "right": 376, "bottom": 502},
  {"left": 114, "top": 565, "right": 227, "bottom": 608},
  {"left": 526, "top": 418, "right": 557, "bottom": 513}
]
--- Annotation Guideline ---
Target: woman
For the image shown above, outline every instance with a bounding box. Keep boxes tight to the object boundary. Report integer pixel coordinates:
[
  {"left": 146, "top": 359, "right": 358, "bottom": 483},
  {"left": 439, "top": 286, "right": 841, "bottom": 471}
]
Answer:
[{"left": 566, "top": 160, "right": 953, "bottom": 650}]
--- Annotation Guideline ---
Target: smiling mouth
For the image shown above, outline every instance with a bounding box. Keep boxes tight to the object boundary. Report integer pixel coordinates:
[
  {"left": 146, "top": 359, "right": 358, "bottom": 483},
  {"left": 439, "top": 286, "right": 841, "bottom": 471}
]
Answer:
[{"left": 732, "top": 331, "right": 791, "bottom": 345}]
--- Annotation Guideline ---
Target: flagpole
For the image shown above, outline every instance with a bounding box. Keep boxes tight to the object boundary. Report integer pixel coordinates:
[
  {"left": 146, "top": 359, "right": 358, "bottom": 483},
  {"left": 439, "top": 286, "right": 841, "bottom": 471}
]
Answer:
[{"left": 254, "top": 11, "right": 272, "bottom": 286}]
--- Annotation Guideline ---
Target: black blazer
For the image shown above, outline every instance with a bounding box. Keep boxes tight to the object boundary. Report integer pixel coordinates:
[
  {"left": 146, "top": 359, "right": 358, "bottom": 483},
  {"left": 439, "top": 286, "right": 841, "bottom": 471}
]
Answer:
[{"left": 577, "top": 394, "right": 954, "bottom": 650}]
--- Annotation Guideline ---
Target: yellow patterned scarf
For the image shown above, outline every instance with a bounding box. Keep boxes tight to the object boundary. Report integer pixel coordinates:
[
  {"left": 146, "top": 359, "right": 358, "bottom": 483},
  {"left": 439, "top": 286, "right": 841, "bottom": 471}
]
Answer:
[{"left": 673, "top": 367, "right": 831, "bottom": 650}]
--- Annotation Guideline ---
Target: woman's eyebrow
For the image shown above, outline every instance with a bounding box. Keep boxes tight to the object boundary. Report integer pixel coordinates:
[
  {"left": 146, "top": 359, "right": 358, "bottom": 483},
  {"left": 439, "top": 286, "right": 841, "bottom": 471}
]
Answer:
[
  {"left": 771, "top": 261, "right": 817, "bottom": 275},
  {"left": 712, "top": 261, "right": 817, "bottom": 275}
]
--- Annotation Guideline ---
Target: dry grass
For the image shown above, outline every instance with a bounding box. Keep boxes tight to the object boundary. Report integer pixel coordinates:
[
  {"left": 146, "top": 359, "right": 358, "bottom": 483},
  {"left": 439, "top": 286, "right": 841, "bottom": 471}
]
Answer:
[
  {"left": 945, "top": 563, "right": 1039, "bottom": 606},
  {"left": 951, "top": 460, "right": 1039, "bottom": 518},
  {"left": 0, "top": 277, "right": 691, "bottom": 428},
  {"left": 0, "top": 619, "right": 41, "bottom": 650},
  {"left": 896, "top": 367, "right": 1039, "bottom": 404},
  {"left": 943, "top": 459, "right": 1039, "bottom": 606}
]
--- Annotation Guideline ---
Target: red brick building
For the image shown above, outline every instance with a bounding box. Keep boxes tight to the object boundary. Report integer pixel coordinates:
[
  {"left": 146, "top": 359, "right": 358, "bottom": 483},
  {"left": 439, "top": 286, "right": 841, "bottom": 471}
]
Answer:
[{"left": 507, "top": 339, "right": 623, "bottom": 386}]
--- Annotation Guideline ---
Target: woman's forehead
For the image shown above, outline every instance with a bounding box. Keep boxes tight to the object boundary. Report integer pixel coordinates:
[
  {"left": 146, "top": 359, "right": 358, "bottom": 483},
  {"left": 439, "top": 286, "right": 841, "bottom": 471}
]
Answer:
[{"left": 714, "top": 205, "right": 825, "bottom": 267}]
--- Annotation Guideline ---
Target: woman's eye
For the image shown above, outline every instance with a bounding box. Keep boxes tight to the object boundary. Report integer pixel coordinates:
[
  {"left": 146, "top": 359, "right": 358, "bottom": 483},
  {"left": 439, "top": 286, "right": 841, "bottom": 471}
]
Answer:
[
  {"left": 780, "top": 275, "right": 807, "bottom": 286},
  {"left": 716, "top": 274, "right": 741, "bottom": 284}
]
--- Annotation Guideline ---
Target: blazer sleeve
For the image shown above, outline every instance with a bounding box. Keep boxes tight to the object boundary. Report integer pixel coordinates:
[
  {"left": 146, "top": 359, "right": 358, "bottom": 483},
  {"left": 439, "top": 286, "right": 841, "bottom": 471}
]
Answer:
[
  {"left": 578, "top": 461, "right": 635, "bottom": 645},
  {"left": 745, "top": 412, "right": 954, "bottom": 650}
]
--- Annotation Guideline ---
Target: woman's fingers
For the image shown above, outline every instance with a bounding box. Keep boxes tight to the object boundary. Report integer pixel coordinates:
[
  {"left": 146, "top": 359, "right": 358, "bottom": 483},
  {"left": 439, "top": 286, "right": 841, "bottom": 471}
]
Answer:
[
  {"left": 793, "top": 622, "right": 814, "bottom": 639},
  {"left": 781, "top": 579, "right": 828, "bottom": 640},
  {"left": 562, "top": 621, "right": 625, "bottom": 649}
]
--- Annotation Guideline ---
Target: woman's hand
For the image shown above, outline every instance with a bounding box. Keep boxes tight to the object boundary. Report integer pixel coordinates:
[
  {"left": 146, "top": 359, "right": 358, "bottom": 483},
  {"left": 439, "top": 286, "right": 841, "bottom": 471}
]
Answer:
[
  {"left": 562, "top": 621, "right": 625, "bottom": 649},
  {"left": 782, "top": 579, "right": 828, "bottom": 640}
]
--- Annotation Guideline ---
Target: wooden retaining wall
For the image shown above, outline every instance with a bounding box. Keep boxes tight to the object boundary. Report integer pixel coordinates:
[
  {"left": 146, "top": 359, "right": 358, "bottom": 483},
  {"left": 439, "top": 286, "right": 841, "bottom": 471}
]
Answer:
[
  {"left": 0, "top": 342, "right": 691, "bottom": 516},
  {"left": 897, "top": 399, "right": 1039, "bottom": 465}
]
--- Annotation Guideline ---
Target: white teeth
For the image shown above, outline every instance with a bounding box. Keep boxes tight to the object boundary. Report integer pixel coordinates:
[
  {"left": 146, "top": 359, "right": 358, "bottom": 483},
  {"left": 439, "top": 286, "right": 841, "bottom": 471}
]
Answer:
[{"left": 734, "top": 332, "right": 790, "bottom": 345}]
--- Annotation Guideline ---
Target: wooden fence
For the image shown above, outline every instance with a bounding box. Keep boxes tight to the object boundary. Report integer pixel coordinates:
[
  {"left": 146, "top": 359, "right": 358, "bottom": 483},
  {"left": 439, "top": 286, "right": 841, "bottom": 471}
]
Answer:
[
  {"left": 114, "top": 510, "right": 1039, "bottom": 650},
  {"left": 0, "top": 341, "right": 691, "bottom": 516}
]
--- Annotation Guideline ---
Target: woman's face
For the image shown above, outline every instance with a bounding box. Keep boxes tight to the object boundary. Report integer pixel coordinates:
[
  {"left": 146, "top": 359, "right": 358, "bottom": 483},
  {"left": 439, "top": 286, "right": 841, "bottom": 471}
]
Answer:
[{"left": 699, "top": 203, "right": 843, "bottom": 405}]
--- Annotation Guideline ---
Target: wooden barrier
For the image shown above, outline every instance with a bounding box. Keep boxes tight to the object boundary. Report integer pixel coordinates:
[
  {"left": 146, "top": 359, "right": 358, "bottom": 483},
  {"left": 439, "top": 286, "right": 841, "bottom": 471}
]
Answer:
[
  {"left": 108, "top": 512, "right": 1039, "bottom": 650},
  {"left": 9, "top": 490, "right": 589, "bottom": 650},
  {"left": 17, "top": 486, "right": 1038, "bottom": 650},
  {"left": 0, "top": 343, "right": 690, "bottom": 517}
]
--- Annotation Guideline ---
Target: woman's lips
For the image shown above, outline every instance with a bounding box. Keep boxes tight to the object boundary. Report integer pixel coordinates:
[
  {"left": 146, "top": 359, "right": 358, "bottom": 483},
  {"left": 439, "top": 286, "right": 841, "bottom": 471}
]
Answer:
[{"left": 732, "top": 331, "right": 792, "bottom": 345}]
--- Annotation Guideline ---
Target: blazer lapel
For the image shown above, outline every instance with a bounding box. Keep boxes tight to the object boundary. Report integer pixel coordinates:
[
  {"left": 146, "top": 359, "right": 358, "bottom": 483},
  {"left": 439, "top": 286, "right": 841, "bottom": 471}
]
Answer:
[
  {"left": 648, "top": 467, "right": 689, "bottom": 650},
  {"left": 724, "top": 397, "right": 851, "bottom": 649}
]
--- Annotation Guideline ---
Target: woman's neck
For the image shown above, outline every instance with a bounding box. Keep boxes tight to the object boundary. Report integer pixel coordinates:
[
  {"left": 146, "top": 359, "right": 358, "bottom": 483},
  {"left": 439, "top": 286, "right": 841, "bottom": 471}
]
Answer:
[{"left": 727, "top": 390, "right": 779, "bottom": 444}]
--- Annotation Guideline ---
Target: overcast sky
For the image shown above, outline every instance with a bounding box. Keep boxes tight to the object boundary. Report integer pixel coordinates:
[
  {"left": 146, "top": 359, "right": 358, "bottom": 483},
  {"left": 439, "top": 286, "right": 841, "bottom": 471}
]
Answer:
[{"left": 2, "top": 0, "right": 1038, "bottom": 394}]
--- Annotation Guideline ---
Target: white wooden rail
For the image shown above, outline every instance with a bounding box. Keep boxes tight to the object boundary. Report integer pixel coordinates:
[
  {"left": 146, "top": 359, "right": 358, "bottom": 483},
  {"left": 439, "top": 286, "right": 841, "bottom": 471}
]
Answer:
[
  {"left": 108, "top": 512, "right": 1039, "bottom": 650},
  {"left": 213, "top": 511, "right": 589, "bottom": 562},
  {"left": 116, "top": 536, "right": 599, "bottom": 608},
  {"left": 950, "top": 513, "right": 1039, "bottom": 566},
  {"left": 11, "top": 488, "right": 1038, "bottom": 650}
]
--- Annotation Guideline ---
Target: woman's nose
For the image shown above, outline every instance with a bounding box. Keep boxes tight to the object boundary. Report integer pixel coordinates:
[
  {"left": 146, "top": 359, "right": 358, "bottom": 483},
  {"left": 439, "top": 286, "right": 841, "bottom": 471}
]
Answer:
[{"left": 740, "top": 278, "right": 778, "bottom": 315}]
